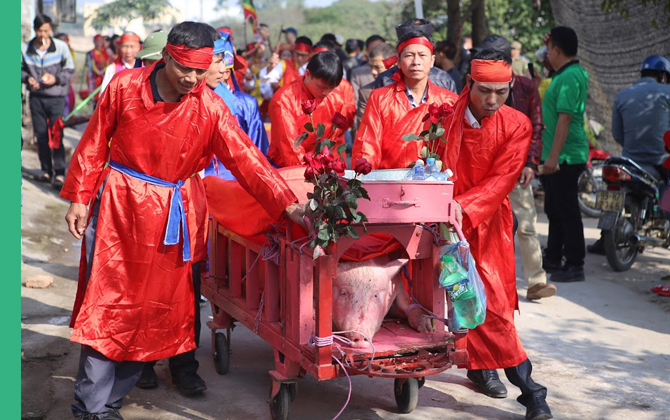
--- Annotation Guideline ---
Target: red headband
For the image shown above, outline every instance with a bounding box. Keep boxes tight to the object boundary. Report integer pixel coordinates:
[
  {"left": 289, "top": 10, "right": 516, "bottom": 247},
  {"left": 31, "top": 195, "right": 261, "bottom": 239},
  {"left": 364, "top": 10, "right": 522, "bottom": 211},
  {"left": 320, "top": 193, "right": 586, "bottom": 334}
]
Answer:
[
  {"left": 295, "top": 42, "right": 311, "bottom": 53},
  {"left": 312, "top": 46, "right": 329, "bottom": 54},
  {"left": 119, "top": 33, "right": 140, "bottom": 44},
  {"left": 397, "top": 37, "right": 434, "bottom": 55},
  {"left": 94, "top": 35, "right": 104, "bottom": 41},
  {"left": 165, "top": 42, "right": 214, "bottom": 70},
  {"left": 470, "top": 59, "right": 512, "bottom": 83}
]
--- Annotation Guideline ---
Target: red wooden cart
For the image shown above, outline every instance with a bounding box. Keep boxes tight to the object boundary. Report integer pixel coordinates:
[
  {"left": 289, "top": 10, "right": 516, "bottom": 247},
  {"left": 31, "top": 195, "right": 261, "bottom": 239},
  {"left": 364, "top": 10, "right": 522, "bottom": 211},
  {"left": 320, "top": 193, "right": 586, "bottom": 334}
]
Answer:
[{"left": 201, "top": 174, "right": 469, "bottom": 420}]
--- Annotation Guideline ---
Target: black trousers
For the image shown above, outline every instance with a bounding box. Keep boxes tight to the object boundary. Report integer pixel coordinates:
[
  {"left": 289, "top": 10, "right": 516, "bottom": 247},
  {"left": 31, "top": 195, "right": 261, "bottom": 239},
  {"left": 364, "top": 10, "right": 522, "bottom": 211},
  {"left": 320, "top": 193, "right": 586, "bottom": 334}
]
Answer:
[
  {"left": 541, "top": 163, "right": 586, "bottom": 268},
  {"left": 29, "top": 95, "right": 66, "bottom": 177}
]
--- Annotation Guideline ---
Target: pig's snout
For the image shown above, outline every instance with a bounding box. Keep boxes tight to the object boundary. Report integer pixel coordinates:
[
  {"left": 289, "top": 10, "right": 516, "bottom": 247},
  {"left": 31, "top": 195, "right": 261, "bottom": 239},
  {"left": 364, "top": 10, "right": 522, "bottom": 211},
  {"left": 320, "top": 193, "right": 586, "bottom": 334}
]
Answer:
[{"left": 344, "top": 331, "right": 372, "bottom": 349}]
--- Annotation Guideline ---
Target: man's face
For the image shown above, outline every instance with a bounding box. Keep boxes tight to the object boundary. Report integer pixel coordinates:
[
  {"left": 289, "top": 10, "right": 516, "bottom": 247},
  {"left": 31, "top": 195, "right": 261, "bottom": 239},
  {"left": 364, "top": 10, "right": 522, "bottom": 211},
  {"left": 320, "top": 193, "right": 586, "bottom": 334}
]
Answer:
[
  {"left": 260, "top": 26, "right": 270, "bottom": 40},
  {"left": 162, "top": 50, "right": 208, "bottom": 95},
  {"left": 546, "top": 39, "right": 560, "bottom": 70},
  {"left": 285, "top": 32, "right": 296, "bottom": 43},
  {"left": 205, "top": 53, "right": 225, "bottom": 89},
  {"left": 304, "top": 71, "right": 336, "bottom": 99},
  {"left": 294, "top": 50, "right": 311, "bottom": 68},
  {"left": 463, "top": 37, "right": 473, "bottom": 50},
  {"left": 511, "top": 48, "right": 521, "bottom": 60},
  {"left": 119, "top": 42, "right": 140, "bottom": 64},
  {"left": 94, "top": 38, "right": 105, "bottom": 49},
  {"left": 280, "top": 50, "right": 292, "bottom": 60},
  {"left": 255, "top": 42, "right": 267, "bottom": 58},
  {"left": 468, "top": 76, "right": 510, "bottom": 119},
  {"left": 398, "top": 43, "right": 434, "bottom": 84},
  {"left": 369, "top": 55, "right": 386, "bottom": 79},
  {"left": 222, "top": 68, "right": 232, "bottom": 82},
  {"left": 35, "top": 23, "right": 52, "bottom": 44}
]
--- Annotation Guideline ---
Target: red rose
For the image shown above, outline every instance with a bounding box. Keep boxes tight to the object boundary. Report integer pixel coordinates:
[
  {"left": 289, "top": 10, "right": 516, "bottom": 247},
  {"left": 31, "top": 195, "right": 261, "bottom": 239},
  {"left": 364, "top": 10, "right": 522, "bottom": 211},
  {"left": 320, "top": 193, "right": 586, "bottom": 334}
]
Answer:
[
  {"left": 304, "top": 166, "right": 315, "bottom": 180},
  {"left": 301, "top": 99, "right": 317, "bottom": 115},
  {"left": 354, "top": 158, "right": 372, "bottom": 175},
  {"left": 440, "top": 103, "right": 454, "bottom": 118},
  {"left": 305, "top": 153, "right": 325, "bottom": 174},
  {"left": 332, "top": 159, "right": 347, "bottom": 175},
  {"left": 422, "top": 102, "right": 441, "bottom": 124},
  {"left": 331, "top": 112, "right": 347, "bottom": 127}
]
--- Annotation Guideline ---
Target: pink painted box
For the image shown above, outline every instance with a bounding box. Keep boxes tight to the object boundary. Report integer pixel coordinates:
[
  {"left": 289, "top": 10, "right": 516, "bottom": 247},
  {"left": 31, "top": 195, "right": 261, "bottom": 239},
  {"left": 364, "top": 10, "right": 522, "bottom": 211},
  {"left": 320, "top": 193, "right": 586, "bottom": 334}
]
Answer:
[{"left": 344, "top": 169, "right": 456, "bottom": 224}]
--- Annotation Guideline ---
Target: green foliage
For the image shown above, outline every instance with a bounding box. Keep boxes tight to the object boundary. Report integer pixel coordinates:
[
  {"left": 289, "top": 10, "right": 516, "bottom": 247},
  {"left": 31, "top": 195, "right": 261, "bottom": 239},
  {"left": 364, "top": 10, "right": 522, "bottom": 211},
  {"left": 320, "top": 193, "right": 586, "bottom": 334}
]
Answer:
[
  {"left": 485, "top": 0, "right": 555, "bottom": 57},
  {"left": 91, "top": 0, "right": 171, "bottom": 30}
]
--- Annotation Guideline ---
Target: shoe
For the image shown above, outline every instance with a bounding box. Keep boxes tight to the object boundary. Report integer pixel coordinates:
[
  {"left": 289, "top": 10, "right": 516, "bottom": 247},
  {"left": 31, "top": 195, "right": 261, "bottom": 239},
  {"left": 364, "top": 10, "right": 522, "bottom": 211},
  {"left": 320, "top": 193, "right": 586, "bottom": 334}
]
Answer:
[
  {"left": 76, "top": 415, "right": 102, "bottom": 420},
  {"left": 550, "top": 266, "right": 585, "bottom": 283},
  {"left": 526, "top": 283, "right": 557, "bottom": 300},
  {"left": 541, "top": 260, "right": 562, "bottom": 274},
  {"left": 586, "top": 239, "right": 605, "bottom": 255},
  {"left": 173, "top": 371, "right": 207, "bottom": 395},
  {"left": 135, "top": 364, "right": 158, "bottom": 389},
  {"left": 103, "top": 408, "right": 124, "bottom": 420},
  {"left": 467, "top": 369, "right": 508, "bottom": 398},
  {"left": 525, "top": 396, "right": 553, "bottom": 420},
  {"left": 52, "top": 174, "right": 65, "bottom": 191}
]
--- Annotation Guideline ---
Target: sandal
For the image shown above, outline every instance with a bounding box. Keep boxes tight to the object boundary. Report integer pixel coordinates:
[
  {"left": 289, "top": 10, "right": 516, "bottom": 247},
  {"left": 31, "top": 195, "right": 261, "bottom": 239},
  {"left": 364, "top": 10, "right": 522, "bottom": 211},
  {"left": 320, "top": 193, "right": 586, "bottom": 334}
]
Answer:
[
  {"left": 37, "top": 172, "right": 51, "bottom": 183},
  {"left": 52, "top": 174, "right": 65, "bottom": 191}
]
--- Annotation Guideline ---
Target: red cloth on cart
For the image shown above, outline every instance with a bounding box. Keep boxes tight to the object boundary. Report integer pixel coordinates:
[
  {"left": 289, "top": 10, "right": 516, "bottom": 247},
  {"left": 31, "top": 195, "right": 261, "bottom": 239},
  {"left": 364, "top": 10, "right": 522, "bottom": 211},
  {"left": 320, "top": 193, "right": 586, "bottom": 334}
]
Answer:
[
  {"left": 352, "top": 79, "right": 458, "bottom": 170},
  {"left": 60, "top": 61, "right": 297, "bottom": 362},
  {"left": 203, "top": 166, "right": 403, "bottom": 261},
  {"left": 268, "top": 76, "right": 355, "bottom": 167},
  {"left": 441, "top": 85, "right": 532, "bottom": 369}
]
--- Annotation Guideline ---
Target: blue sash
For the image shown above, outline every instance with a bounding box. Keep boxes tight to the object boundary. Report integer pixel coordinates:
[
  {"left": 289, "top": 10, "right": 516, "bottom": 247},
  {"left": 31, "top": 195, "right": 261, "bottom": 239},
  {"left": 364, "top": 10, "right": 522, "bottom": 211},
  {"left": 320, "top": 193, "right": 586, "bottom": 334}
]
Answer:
[{"left": 109, "top": 160, "right": 191, "bottom": 262}]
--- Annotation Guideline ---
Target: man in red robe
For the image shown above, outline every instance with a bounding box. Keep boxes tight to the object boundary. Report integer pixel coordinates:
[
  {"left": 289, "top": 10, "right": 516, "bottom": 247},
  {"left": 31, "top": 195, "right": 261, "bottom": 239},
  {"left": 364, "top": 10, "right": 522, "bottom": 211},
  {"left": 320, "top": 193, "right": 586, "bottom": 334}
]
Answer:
[
  {"left": 61, "top": 22, "right": 302, "bottom": 419},
  {"left": 268, "top": 51, "right": 355, "bottom": 167},
  {"left": 352, "top": 31, "right": 458, "bottom": 169},
  {"left": 441, "top": 50, "right": 552, "bottom": 420}
]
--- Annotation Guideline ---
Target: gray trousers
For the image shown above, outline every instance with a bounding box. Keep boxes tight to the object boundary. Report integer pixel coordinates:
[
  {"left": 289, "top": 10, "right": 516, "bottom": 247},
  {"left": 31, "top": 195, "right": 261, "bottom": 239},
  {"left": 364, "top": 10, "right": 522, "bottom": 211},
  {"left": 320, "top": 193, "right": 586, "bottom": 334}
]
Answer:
[{"left": 72, "top": 185, "right": 145, "bottom": 417}]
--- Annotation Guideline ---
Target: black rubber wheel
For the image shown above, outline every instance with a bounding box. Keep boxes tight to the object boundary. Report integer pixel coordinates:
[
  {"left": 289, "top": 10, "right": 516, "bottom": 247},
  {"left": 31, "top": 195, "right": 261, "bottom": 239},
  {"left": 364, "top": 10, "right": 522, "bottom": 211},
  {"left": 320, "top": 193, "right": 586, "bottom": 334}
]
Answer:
[
  {"left": 603, "top": 198, "right": 640, "bottom": 272},
  {"left": 394, "top": 378, "right": 419, "bottom": 414},
  {"left": 269, "top": 383, "right": 291, "bottom": 420},
  {"left": 214, "top": 332, "right": 230, "bottom": 375}
]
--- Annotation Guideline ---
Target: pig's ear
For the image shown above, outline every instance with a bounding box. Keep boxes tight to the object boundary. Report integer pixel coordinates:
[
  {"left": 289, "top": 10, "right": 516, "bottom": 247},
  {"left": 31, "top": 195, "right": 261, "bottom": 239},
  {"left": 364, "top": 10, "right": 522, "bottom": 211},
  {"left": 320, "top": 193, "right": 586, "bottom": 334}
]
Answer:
[{"left": 384, "top": 259, "right": 409, "bottom": 276}]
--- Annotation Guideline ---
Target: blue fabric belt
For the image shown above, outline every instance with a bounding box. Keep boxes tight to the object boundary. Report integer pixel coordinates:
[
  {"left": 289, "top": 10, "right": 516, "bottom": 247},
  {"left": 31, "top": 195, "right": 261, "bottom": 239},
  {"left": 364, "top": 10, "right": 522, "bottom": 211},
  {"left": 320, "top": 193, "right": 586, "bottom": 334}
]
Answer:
[{"left": 109, "top": 160, "right": 191, "bottom": 262}]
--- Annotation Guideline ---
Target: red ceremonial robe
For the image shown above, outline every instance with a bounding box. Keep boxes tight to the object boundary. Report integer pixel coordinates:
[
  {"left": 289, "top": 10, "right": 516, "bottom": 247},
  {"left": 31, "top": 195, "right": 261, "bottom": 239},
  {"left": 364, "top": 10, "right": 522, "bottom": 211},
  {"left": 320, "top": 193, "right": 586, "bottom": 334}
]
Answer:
[
  {"left": 268, "top": 76, "right": 355, "bottom": 167},
  {"left": 353, "top": 79, "right": 458, "bottom": 170},
  {"left": 441, "top": 85, "right": 532, "bottom": 369},
  {"left": 60, "top": 61, "right": 297, "bottom": 362}
]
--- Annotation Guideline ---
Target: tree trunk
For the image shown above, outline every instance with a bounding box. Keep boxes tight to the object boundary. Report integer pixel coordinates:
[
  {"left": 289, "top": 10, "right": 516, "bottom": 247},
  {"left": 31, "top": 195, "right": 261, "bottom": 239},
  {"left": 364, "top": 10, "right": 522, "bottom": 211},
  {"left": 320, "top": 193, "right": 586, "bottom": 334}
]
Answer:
[
  {"left": 471, "top": 0, "right": 488, "bottom": 47},
  {"left": 447, "top": 0, "right": 462, "bottom": 62},
  {"left": 550, "top": 0, "right": 670, "bottom": 154}
]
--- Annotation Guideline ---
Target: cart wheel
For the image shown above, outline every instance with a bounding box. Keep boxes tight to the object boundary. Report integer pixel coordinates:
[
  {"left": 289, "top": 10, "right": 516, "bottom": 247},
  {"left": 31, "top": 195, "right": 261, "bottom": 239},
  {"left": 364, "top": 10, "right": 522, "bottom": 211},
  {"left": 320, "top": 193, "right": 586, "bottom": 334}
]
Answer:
[
  {"left": 269, "top": 383, "right": 291, "bottom": 420},
  {"left": 214, "top": 332, "right": 230, "bottom": 375},
  {"left": 394, "top": 378, "right": 419, "bottom": 414},
  {"left": 417, "top": 377, "right": 425, "bottom": 389}
]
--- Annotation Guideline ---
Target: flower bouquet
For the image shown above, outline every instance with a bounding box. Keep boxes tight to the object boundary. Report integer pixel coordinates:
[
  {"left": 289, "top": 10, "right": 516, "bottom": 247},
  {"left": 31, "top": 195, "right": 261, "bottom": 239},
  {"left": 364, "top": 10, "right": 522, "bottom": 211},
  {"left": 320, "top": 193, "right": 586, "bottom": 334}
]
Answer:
[{"left": 401, "top": 102, "right": 454, "bottom": 170}]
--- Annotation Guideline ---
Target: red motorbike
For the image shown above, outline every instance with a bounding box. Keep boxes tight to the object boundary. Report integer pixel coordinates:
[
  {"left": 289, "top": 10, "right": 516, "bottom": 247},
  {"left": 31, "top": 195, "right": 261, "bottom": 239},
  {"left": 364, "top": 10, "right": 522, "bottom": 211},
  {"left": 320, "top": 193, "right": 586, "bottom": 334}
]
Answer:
[{"left": 578, "top": 144, "right": 612, "bottom": 217}]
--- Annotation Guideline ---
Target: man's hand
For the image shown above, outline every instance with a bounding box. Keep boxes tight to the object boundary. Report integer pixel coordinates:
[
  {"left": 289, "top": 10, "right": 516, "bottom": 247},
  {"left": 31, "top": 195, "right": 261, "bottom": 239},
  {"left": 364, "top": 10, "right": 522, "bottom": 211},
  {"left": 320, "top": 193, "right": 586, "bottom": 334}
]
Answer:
[
  {"left": 65, "top": 202, "right": 88, "bottom": 239},
  {"left": 407, "top": 306, "right": 434, "bottom": 333},
  {"left": 542, "top": 32, "right": 550, "bottom": 46},
  {"left": 41, "top": 73, "right": 56, "bottom": 86},
  {"left": 285, "top": 203, "right": 307, "bottom": 228},
  {"left": 453, "top": 200, "right": 463, "bottom": 229},
  {"left": 519, "top": 167, "right": 535, "bottom": 188},
  {"left": 27, "top": 76, "right": 40, "bottom": 90},
  {"left": 542, "top": 156, "right": 560, "bottom": 175}
]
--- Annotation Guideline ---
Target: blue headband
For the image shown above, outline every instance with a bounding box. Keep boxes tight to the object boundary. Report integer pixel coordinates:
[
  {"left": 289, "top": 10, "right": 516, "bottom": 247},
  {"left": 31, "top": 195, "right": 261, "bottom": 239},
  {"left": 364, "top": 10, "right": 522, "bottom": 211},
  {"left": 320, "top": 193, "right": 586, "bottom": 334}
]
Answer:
[{"left": 213, "top": 39, "right": 226, "bottom": 55}]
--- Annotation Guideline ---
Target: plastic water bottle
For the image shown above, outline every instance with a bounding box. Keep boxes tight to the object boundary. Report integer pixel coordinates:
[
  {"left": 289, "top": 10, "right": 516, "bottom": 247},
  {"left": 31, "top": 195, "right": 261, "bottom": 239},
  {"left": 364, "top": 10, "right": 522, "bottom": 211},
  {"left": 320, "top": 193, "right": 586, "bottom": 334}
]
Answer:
[
  {"left": 412, "top": 159, "right": 427, "bottom": 180},
  {"left": 439, "top": 255, "right": 485, "bottom": 329},
  {"left": 425, "top": 158, "right": 437, "bottom": 176}
]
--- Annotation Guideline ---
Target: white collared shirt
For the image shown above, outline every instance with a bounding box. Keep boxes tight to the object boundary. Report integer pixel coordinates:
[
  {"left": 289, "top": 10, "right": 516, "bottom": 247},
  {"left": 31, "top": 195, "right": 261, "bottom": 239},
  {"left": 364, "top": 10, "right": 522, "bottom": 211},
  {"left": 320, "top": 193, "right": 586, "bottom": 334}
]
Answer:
[
  {"left": 100, "top": 60, "right": 135, "bottom": 94},
  {"left": 464, "top": 106, "right": 482, "bottom": 129}
]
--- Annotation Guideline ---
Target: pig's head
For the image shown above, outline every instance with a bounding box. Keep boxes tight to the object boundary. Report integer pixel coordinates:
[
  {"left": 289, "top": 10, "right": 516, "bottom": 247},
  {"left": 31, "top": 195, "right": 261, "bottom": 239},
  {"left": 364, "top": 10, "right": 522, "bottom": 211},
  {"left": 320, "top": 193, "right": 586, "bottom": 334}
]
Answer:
[{"left": 332, "top": 257, "right": 408, "bottom": 348}]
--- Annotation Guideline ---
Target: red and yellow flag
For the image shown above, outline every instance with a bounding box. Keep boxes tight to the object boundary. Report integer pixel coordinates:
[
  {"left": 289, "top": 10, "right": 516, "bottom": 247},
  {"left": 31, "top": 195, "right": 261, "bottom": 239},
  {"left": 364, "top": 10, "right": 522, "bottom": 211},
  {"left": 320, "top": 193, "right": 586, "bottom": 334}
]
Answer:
[{"left": 242, "top": 0, "right": 258, "bottom": 34}]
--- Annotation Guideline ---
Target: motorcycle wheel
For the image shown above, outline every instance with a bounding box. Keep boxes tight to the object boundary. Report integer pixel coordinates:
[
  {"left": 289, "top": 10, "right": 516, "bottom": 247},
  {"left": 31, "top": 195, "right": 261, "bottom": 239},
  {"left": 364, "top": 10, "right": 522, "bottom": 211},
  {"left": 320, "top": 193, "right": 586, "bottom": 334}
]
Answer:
[
  {"left": 578, "top": 165, "right": 605, "bottom": 218},
  {"left": 603, "top": 198, "right": 640, "bottom": 272}
]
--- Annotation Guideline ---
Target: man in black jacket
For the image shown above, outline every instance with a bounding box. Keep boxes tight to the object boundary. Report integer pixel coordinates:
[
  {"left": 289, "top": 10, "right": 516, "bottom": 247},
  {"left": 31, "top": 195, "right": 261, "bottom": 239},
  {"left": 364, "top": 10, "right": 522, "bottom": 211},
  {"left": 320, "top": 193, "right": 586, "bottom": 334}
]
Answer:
[{"left": 21, "top": 14, "right": 75, "bottom": 189}]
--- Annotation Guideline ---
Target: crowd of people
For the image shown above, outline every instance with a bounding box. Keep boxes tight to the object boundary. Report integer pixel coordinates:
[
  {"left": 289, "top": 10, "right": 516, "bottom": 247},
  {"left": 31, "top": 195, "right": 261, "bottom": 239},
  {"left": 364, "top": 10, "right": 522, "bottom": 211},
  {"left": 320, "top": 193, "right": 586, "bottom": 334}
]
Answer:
[{"left": 20, "top": 11, "right": 670, "bottom": 420}]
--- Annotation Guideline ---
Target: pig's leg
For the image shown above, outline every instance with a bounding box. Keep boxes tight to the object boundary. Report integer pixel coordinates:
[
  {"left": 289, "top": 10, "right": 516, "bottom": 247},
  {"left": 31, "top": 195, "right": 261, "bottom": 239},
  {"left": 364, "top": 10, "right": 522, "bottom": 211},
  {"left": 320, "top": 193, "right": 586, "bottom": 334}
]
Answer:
[{"left": 393, "top": 289, "right": 434, "bottom": 333}]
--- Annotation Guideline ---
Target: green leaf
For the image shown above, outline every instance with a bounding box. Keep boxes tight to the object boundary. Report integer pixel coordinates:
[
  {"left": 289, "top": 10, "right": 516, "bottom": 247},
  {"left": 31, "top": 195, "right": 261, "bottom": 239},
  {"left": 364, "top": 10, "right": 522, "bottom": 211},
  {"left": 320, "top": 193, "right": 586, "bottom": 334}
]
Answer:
[
  {"left": 428, "top": 133, "right": 438, "bottom": 141},
  {"left": 308, "top": 199, "right": 318, "bottom": 211},
  {"left": 335, "top": 205, "right": 347, "bottom": 219},
  {"left": 401, "top": 133, "right": 423, "bottom": 142},
  {"left": 337, "top": 143, "right": 347, "bottom": 155},
  {"left": 359, "top": 187, "right": 370, "bottom": 200},
  {"left": 435, "top": 127, "right": 445, "bottom": 137},
  {"left": 345, "top": 226, "right": 360, "bottom": 239},
  {"left": 419, "top": 130, "right": 430, "bottom": 137},
  {"left": 317, "top": 227, "right": 330, "bottom": 241},
  {"left": 304, "top": 122, "right": 314, "bottom": 132},
  {"left": 351, "top": 211, "right": 362, "bottom": 223},
  {"left": 314, "top": 141, "right": 324, "bottom": 154},
  {"left": 345, "top": 192, "right": 358, "bottom": 209},
  {"left": 439, "top": 136, "right": 448, "bottom": 144},
  {"left": 317, "top": 123, "right": 325, "bottom": 138}
]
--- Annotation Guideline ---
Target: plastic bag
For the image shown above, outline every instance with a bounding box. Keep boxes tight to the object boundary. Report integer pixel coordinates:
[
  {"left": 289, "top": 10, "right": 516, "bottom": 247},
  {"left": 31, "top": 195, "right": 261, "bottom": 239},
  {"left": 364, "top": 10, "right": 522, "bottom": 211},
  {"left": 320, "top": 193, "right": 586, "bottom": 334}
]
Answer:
[{"left": 439, "top": 241, "right": 487, "bottom": 331}]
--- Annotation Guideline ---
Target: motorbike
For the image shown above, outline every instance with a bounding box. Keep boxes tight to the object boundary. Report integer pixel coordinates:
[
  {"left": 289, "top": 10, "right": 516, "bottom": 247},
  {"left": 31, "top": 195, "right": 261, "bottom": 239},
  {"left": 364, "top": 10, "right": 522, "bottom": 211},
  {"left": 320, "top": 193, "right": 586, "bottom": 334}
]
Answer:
[
  {"left": 578, "top": 144, "right": 611, "bottom": 217},
  {"left": 596, "top": 156, "right": 670, "bottom": 271}
]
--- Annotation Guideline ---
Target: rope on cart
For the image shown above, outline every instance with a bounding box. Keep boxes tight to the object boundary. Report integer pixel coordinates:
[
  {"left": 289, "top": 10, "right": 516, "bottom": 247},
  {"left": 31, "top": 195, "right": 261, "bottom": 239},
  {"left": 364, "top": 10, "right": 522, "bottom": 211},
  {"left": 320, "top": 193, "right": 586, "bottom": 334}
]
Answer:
[
  {"left": 252, "top": 236, "right": 283, "bottom": 333},
  {"left": 307, "top": 330, "right": 376, "bottom": 420},
  {"left": 420, "top": 223, "right": 449, "bottom": 246},
  {"left": 402, "top": 265, "right": 450, "bottom": 327}
]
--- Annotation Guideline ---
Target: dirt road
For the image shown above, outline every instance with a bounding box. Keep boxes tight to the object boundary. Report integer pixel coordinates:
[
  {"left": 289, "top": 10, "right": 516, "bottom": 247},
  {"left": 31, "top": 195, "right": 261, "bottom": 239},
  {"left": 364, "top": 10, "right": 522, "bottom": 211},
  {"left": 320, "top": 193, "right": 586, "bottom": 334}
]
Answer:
[{"left": 21, "top": 128, "right": 670, "bottom": 420}]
